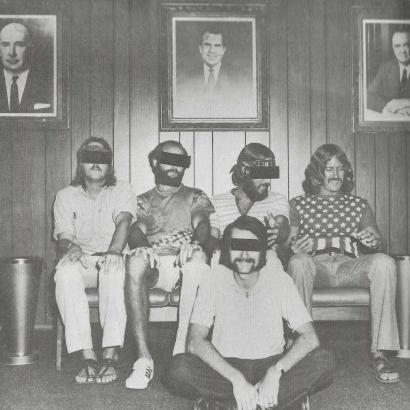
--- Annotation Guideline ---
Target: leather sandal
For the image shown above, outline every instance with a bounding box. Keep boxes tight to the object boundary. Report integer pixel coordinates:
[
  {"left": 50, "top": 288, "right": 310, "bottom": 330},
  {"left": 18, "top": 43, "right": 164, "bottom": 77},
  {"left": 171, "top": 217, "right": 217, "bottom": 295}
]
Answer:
[
  {"left": 97, "top": 358, "right": 119, "bottom": 384},
  {"left": 372, "top": 355, "right": 400, "bottom": 383},
  {"left": 74, "top": 359, "right": 99, "bottom": 384}
]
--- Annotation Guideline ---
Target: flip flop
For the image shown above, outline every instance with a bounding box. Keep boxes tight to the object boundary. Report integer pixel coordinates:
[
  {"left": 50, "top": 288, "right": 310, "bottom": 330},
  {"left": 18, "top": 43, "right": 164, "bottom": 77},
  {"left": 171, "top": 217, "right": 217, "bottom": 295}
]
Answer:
[
  {"left": 74, "top": 359, "right": 99, "bottom": 384},
  {"left": 372, "top": 355, "right": 400, "bottom": 383},
  {"left": 97, "top": 358, "right": 119, "bottom": 384}
]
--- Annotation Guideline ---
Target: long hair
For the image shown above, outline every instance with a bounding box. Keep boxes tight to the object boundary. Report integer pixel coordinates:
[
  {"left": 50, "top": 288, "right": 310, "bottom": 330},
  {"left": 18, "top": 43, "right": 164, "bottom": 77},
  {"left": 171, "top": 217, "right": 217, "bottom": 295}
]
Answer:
[
  {"left": 71, "top": 137, "right": 116, "bottom": 188},
  {"left": 302, "top": 144, "right": 354, "bottom": 195},
  {"left": 148, "top": 140, "right": 188, "bottom": 171},
  {"left": 219, "top": 216, "right": 268, "bottom": 271},
  {"left": 231, "top": 143, "right": 276, "bottom": 186}
]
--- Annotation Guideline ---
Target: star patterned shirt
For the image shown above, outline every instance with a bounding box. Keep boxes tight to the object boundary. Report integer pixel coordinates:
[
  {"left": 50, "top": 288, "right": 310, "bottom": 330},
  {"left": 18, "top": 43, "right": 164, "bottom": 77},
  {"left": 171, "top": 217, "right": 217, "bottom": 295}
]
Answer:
[{"left": 289, "top": 194, "right": 377, "bottom": 257}]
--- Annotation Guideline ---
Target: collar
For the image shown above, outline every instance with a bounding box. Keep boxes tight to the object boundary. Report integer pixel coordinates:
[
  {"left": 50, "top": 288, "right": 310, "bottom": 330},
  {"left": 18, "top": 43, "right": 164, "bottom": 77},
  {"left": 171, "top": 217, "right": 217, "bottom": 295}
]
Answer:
[
  {"left": 4, "top": 68, "right": 29, "bottom": 86},
  {"left": 154, "top": 184, "right": 183, "bottom": 197},
  {"left": 229, "top": 267, "right": 266, "bottom": 297},
  {"left": 399, "top": 63, "right": 410, "bottom": 79}
]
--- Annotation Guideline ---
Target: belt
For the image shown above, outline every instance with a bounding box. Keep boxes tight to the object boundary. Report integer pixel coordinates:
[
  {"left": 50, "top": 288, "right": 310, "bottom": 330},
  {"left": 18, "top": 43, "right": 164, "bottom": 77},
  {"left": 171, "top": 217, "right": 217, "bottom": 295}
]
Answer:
[{"left": 314, "top": 247, "right": 356, "bottom": 258}]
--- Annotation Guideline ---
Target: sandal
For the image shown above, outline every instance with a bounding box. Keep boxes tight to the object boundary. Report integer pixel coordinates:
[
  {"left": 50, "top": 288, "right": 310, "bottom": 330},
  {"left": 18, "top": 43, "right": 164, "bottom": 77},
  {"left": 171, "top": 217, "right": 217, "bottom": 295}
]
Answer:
[
  {"left": 97, "top": 358, "right": 119, "bottom": 384},
  {"left": 372, "top": 354, "right": 400, "bottom": 383},
  {"left": 74, "top": 359, "right": 99, "bottom": 384}
]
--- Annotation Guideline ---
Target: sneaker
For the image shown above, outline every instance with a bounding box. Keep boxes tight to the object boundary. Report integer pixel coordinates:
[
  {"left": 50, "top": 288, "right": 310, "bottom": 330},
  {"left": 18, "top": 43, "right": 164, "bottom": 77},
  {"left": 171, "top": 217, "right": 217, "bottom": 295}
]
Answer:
[{"left": 125, "top": 358, "right": 154, "bottom": 389}]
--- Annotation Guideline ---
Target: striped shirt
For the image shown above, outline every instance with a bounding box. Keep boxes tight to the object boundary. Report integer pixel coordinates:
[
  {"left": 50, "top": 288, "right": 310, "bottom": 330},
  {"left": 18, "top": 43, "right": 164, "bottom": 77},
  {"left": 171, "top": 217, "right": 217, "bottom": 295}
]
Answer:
[{"left": 210, "top": 190, "right": 289, "bottom": 236}]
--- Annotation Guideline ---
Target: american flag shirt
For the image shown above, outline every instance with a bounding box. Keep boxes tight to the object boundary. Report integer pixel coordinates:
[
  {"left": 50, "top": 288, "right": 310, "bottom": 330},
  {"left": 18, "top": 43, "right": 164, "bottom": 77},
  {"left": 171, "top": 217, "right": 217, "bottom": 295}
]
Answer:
[{"left": 289, "top": 194, "right": 376, "bottom": 258}]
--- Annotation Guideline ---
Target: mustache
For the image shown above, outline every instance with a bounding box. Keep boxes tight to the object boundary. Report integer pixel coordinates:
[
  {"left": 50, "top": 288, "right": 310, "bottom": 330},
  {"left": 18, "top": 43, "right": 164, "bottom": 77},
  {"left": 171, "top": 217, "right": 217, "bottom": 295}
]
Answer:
[
  {"left": 90, "top": 164, "right": 102, "bottom": 170},
  {"left": 233, "top": 258, "right": 255, "bottom": 264}
]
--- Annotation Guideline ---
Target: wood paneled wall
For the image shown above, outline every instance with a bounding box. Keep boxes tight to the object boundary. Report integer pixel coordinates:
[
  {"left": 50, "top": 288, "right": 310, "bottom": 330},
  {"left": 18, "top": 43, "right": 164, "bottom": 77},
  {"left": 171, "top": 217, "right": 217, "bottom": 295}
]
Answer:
[{"left": 0, "top": 0, "right": 408, "bottom": 326}]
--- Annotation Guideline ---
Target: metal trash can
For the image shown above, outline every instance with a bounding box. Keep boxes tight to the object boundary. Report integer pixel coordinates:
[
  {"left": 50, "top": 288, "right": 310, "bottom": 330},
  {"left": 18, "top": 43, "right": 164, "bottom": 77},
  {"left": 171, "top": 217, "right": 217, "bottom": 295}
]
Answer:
[
  {"left": 0, "top": 257, "right": 43, "bottom": 365},
  {"left": 394, "top": 255, "right": 410, "bottom": 359}
]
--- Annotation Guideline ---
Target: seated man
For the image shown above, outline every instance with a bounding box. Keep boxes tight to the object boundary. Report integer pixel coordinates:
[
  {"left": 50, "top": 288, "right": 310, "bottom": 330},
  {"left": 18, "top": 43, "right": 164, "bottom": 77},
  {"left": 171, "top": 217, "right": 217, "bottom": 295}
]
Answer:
[
  {"left": 166, "top": 216, "right": 335, "bottom": 410},
  {"left": 125, "top": 140, "right": 214, "bottom": 389},
  {"left": 54, "top": 137, "right": 136, "bottom": 384},
  {"left": 209, "top": 143, "right": 289, "bottom": 268},
  {"left": 287, "top": 143, "right": 400, "bottom": 383}
]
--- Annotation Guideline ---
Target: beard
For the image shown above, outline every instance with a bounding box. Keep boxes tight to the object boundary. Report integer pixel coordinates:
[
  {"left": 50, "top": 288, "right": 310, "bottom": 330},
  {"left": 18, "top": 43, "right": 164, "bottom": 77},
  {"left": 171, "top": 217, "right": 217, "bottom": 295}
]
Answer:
[
  {"left": 242, "top": 178, "right": 269, "bottom": 202},
  {"left": 154, "top": 166, "right": 184, "bottom": 187}
]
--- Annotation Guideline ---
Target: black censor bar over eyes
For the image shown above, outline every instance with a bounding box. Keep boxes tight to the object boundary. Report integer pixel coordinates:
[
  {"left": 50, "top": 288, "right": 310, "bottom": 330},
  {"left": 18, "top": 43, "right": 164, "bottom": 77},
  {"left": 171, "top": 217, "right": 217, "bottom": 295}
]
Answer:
[
  {"left": 158, "top": 152, "right": 191, "bottom": 168},
  {"left": 244, "top": 159, "right": 279, "bottom": 179},
  {"left": 230, "top": 238, "right": 265, "bottom": 251},
  {"left": 79, "top": 150, "right": 112, "bottom": 164}
]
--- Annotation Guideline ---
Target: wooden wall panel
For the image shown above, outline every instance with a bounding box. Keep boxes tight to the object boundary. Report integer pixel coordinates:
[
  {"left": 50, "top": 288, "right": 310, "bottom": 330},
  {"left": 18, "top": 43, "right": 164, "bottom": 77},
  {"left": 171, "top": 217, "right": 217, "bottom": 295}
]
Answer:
[
  {"left": 180, "top": 132, "right": 195, "bottom": 187},
  {"left": 130, "top": 0, "right": 159, "bottom": 194},
  {"left": 269, "top": 0, "right": 289, "bottom": 198},
  {"left": 70, "top": 0, "right": 91, "bottom": 175},
  {"left": 113, "top": 0, "right": 131, "bottom": 182},
  {"left": 212, "top": 132, "right": 246, "bottom": 195},
  {"left": 45, "top": 130, "right": 72, "bottom": 324},
  {"left": 12, "top": 130, "right": 46, "bottom": 324},
  {"left": 355, "top": 134, "right": 375, "bottom": 211},
  {"left": 287, "top": 0, "right": 311, "bottom": 199},
  {"left": 326, "top": 0, "right": 354, "bottom": 162},
  {"left": 90, "top": 0, "right": 114, "bottom": 144},
  {"left": 310, "top": 0, "right": 327, "bottom": 152},
  {"left": 389, "top": 135, "right": 408, "bottom": 254},
  {"left": 375, "top": 135, "right": 390, "bottom": 251},
  {"left": 194, "top": 132, "right": 213, "bottom": 196},
  {"left": 0, "top": 129, "right": 13, "bottom": 258}
]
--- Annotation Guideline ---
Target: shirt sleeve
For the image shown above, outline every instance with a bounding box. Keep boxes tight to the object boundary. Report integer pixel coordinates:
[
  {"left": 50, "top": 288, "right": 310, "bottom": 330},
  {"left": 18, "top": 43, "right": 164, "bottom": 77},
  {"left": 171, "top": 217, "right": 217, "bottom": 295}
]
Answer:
[
  {"left": 289, "top": 199, "right": 301, "bottom": 227},
  {"left": 53, "top": 190, "right": 75, "bottom": 240},
  {"left": 190, "top": 273, "right": 216, "bottom": 328},
  {"left": 281, "top": 276, "right": 312, "bottom": 331},
  {"left": 112, "top": 182, "right": 138, "bottom": 221},
  {"left": 359, "top": 201, "right": 377, "bottom": 230},
  {"left": 191, "top": 189, "right": 215, "bottom": 215}
]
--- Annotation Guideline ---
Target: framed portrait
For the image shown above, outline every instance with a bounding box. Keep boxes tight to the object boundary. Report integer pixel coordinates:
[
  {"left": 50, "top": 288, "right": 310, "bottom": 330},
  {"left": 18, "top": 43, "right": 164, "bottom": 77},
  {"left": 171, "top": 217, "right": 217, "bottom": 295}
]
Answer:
[
  {"left": 160, "top": 2, "right": 269, "bottom": 130},
  {"left": 353, "top": 7, "right": 410, "bottom": 132},
  {"left": 0, "top": 9, "right": 68, "bottom": 129}
]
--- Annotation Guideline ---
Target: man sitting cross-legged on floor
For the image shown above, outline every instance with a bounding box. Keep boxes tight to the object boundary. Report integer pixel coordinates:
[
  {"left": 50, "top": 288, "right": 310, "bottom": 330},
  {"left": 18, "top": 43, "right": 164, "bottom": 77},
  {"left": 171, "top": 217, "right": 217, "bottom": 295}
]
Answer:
[
  {"left": 54, "top": 137, "right": 137, "bottom": 384},
  {"left": 165, "top": 215, "right": 335, "bottom": 410},
  {"left": 287, "top": 143, "right": 400, "bottom": 384},
  {"left": 125, "top": 140, "right": 214, "bottom": 389}
]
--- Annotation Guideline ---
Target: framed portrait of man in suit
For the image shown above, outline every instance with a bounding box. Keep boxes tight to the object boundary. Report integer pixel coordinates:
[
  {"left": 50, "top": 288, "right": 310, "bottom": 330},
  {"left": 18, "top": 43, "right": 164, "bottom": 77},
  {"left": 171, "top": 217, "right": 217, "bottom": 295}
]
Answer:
[
  {"left": 353, "top": 7, "right": 410, "bottom": 132},
  {"left": 0, "top": 12, "right": 68, "bottom": 128},
  {"left": 160, "top": 2, "right": 268, "bottom": 130}
]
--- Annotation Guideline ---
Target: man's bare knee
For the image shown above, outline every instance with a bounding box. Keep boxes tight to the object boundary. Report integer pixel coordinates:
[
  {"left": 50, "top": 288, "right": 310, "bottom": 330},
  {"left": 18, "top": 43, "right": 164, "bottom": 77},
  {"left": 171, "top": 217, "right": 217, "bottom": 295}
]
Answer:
[{"left": 188, "top": 249, "right": 207, "bottom": 264}]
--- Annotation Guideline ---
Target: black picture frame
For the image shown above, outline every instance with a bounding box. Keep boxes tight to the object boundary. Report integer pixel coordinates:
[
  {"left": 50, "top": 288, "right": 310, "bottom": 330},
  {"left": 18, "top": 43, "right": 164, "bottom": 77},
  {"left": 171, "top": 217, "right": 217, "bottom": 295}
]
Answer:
[
  {"left": 353, "top": 6, "right": 410, "bottom": 132},
  {"left": 0, "top": 4, "right": 69, "bottom": 129},
  {"left": 160, "top": 2, "right": 269, "bottom": 131}
]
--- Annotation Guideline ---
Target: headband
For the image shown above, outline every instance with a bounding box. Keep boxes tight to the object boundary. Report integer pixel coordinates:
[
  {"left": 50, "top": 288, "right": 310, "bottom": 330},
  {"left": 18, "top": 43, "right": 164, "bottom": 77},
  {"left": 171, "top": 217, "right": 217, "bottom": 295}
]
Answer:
[
  {"left": 79, "top": 150, "right": 112, "bottom": 164},
  {"left": 230, "top": 238, "right": 265, "bottom": 251},
  {"left": 158, "top": 152, "right": 191, "bottom": 168},
  {"left": 243, "top": 159, "right": 279, "bottom": 179}
]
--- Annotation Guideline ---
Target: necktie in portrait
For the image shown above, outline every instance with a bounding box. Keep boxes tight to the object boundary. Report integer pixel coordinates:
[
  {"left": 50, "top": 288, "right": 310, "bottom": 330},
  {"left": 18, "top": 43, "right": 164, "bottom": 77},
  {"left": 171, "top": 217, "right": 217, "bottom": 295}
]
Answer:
[
  {"left": 207, "top": 67, "right": 215, "bottom": 92},
  {"left": 10, "top": 75, "right": 19, "bottom": 112}
]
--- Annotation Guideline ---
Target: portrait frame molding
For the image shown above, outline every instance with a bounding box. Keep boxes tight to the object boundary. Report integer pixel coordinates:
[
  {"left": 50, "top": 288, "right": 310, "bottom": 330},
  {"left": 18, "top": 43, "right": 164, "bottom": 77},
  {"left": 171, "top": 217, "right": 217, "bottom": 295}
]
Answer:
[
  {"left": 352, "top": 6, "right": 410, "bottom": 133},
  {"left": 0, "top": 1, "right": 69, "bottom": 130},
  {"left": 160, "top": 1, "right": 269, "bottom": 131}
]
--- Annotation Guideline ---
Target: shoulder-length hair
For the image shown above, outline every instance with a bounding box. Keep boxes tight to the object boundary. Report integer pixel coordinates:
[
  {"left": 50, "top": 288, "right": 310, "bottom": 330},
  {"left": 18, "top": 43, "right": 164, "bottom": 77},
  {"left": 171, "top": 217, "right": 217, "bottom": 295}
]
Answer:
[
  {"left": 302, "top": 144, "right": 354, "bottom": 195},
  {"left": 219, "top": 215, "right": 268, "bottom": 270},
  {"left": 71, "top": 137, "right": 116, "bottom": 189}
]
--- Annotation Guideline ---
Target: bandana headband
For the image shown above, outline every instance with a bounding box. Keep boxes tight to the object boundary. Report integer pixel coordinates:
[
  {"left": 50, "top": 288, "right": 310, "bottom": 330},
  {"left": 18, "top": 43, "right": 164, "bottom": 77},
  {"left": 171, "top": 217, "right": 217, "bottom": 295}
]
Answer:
[
  {"left": 79, "top": 150, "right": 112, "bottom": 164},
  {"left": 230, "top": 238, "right": 265, "bottom": 251},
  {"left": 158, "top": 152, "right": 191, "bottom": 168}
]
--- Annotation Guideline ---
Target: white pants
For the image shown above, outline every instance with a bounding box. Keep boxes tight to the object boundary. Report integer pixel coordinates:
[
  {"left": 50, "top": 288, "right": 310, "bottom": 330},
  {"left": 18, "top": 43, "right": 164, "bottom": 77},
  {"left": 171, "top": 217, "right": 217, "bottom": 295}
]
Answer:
[{"left": 54, "top": 255, "right": 127, "bottom": 354}]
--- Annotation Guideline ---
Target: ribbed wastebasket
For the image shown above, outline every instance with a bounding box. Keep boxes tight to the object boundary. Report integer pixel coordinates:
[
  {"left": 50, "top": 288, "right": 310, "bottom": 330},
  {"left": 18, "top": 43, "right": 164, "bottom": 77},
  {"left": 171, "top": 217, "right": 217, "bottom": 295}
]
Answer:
[
  {"left": 0, "top": 257, "right": 43, "bottom": 365},
  {"left": 395, "top": 255, "right": 410, "bottom": 359}
]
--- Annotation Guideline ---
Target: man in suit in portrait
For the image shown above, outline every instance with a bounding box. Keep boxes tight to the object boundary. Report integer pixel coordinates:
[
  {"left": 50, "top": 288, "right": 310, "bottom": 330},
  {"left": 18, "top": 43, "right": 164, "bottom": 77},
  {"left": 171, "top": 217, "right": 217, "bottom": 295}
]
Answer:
[
  {"left": 174, "top": 27, "right": 256, "bottom": 119},
  {"left": 0, "top": 21, "right": 53, "bottom": 114},
  {"left": 367, "top": 27, "right": 410, "bottom": 116}
]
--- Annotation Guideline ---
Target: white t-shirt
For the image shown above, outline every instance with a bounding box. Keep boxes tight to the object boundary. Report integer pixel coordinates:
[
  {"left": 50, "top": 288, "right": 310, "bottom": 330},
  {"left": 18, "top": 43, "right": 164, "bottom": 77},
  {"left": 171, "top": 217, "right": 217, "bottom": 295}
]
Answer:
[
  {"left": 191, "top": 264, "right": 312, "bottom": 359},
  {"left": 210, "top": 190, "right": 289, "bottom": 236},
  {"left": 53, "top": 181, "right": 137, "bottom": 255}
]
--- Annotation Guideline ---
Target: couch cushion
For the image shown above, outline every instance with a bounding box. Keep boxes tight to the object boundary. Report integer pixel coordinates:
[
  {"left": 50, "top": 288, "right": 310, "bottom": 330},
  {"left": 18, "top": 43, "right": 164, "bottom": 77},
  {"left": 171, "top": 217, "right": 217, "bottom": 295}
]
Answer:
[
  {"left": 312, "top": 288, "right": 369, "bottom": 306},
  {"left": 149, "top": 288, "right": 171, "bottom": 307},
  {"left": 169, "top": 288, "right": 181, "bottom": 306}
]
